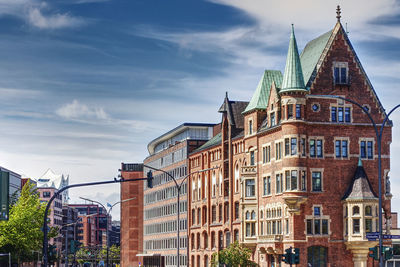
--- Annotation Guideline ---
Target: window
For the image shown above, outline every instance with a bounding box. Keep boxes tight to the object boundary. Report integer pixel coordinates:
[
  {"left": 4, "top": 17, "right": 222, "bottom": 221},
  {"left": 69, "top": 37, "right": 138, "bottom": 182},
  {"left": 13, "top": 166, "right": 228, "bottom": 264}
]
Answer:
[
  {"left": 276, "top": 142, "right": 282, "bottom": 160},
  {"left": 291, "top": 170, "right": 298, "bottom": 191},
  {"left": 316, "top": 140, "right": 323, "bottom": 158},
  {"left": 301, "top": 171, "right": 306, "bottom": 191},
  {"left": 234, "top": 230, "right": 239, "bottom": 242},
  {"left": 263, "top": 177, "right": 268, "bottom": 195},
  {"left": 365, "top": 206, "right": 372, "bottom": 216},
  {"left": 291, "top": 138, "right": 297, "bottom": 155},
  {"left": 332, "top": 106, "right": 351, "bottom": 123},
  {"left": 248, "top": 120, "right": 253, "bottom": 135},
  {"left": 365, "top": 219, "right": 373, "bottom": 233},
  {"left": 234, "top": 202, "right": 239, "bottom": 220},
  {"left": 212, "top": 206, "right": 216, "bottom": 223},
  {"left": 353, "top": 219, "right": 360, "bottom": 234},
  {"left": 197, "top": 208, "right": 201, "bottom": 225},
  {"left": 301, "top": 138, "right": 306, "bottom": 156},
  {"left": 270, "top": 112, "right": 276, "bottom": 127},
  {"left": 192, "top": 209, "right": 195, "bottom": 225},
  {"left": 308, "top": 246, "right": 327, "bottom": 267},
  {"left": 335, "top": 140, "right": 348, "bottom": 158},
  {"left": 43, "top": 191, "right": 51, "bottom": 198},
  {"left": 267, "top": 176, "right": 271, "bottom": 195},
  {"left": 306, "top": 207, "right": 329, "bottom": 236},
  {"left": 218, "top": 204, "right": 222, "bottom": 222},
  {"left": 345, "top": 107, "right": 351, "bottom": 122},
  {"left": 250, "top": 151, "right": 255, "bottom": 166},
  {"left": 245, "top": 179, "right": 255, "bottom": 197},
  {"left": 334, "top": 62, "right": 348, "bottom": 84},
  {"left": 287, "top": 105, "right": 293, "bottom": 119},
  {"left": 276, "top": 173, "right": 282, "bottom": 194},
  {"left": 352, "top": 206, "right": 360, "bottom": 215},
  {"left": 245, "top": 211, "right": 256, "bottom": 237},
  {"left": 296, "top": 104, "right": 301, "bottom": 119},
  {"left": 312, "top": 172, "right": 322, "bottom": 192},
  {"left": 331, "top": 107, "right": 337, "bottom": 122},
  {"left": 285, "top": 138, "right": 290, "bottom": 156},
  {"left": 310, "top": 139, "right": 315, "bottom": 158},
  {"left": 360, "top": 140, "right": 373, "bottom": 159},
  {"left": 263, "top": 145, "right": 271, "bottom": 163}
]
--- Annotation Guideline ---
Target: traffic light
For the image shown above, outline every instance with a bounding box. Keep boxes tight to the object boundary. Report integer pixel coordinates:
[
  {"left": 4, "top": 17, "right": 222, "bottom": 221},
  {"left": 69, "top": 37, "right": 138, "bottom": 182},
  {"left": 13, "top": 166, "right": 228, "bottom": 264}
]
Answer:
[
  {"left": 384, "top": 246, "right": 394, "bottom": 261},
  {"left": 282, "top": 247, "right": 292, "bottom": 264},
  {"left": 293, "top": 248, "right": 300, "bottom": 264},
  {"left": 147, "top": 170, "right": 153, "bottom": 188},
  {"left": 369, "top": 247, "right": 378, "bottom": 260}
]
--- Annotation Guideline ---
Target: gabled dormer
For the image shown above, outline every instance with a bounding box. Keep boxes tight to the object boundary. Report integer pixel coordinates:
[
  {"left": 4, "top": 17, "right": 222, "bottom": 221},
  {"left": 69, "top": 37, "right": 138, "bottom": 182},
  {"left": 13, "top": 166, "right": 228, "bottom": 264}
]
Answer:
[{"left": 243, "top": 70, "right": 282, "bottom": 136}]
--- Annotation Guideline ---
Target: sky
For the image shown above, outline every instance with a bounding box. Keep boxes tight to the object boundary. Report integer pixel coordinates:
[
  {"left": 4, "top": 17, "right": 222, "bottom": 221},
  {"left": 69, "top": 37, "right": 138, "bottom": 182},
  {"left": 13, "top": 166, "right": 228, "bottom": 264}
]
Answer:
[{"left": 1, "top": 0, "right": 400, "bottom": 221}]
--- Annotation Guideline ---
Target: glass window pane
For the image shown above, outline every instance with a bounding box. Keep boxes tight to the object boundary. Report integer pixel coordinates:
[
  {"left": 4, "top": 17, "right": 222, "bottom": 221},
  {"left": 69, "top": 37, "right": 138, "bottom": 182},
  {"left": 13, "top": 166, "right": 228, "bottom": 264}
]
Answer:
[{"left": 331, "top": 107, "right": 337, "bottom": 122}]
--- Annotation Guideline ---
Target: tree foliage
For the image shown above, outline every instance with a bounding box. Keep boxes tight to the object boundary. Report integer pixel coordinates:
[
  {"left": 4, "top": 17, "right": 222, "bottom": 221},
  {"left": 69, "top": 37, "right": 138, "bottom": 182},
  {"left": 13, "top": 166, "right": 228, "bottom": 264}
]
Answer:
[
  {"left": 0, "top": 181, "right": 57, "bottom": 264},
  {"left": 211, "top": 242, "right": 258, "bottom": 267}
]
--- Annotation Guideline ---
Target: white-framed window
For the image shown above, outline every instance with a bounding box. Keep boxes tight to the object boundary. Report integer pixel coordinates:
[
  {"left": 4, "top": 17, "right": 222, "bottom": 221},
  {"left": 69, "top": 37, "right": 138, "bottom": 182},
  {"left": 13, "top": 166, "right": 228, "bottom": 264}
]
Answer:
[
  {"left": 333, "top": 61, "right": 349, "bottom": 84},
  {"left": 311, "top": 169, "right": 323, "bottom": 192},
  {"left": 309, "top": 137, "right": 324, "bottom": 158},
  {"left": 360, "top": 138, "right": 374, "bottom": 159},
  {"left": 305, "top": 205, "right": 330, "bottom": 236},
  {"left": 245, "top": 179, "right": 255, "bottom": 197},
  {"left": 245, "top": 210, "right": 256, "bottom": 237}
]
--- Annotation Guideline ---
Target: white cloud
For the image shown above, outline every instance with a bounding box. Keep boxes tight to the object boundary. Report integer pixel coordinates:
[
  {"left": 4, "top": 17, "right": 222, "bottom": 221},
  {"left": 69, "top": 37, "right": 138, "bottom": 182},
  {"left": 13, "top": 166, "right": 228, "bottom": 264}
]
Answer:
[
  {"left": 56, "top": 99, "right": 109, "bottom": 120},
  {"left": 28, "top": 7, "right": 83, "bottom": 29}
]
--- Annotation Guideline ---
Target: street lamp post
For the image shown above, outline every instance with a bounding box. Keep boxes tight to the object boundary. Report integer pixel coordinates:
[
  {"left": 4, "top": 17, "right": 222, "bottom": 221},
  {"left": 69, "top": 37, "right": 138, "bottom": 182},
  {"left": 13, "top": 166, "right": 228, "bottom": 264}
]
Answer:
[
  {"left": 143, "top": 165, "right": 218, "bottom": 267},
  {"left": 312, "top": 94, "right": 400, "bottom": 267},
  {"left": 79, "top": 197, "right": 136, "bottom": 267}
]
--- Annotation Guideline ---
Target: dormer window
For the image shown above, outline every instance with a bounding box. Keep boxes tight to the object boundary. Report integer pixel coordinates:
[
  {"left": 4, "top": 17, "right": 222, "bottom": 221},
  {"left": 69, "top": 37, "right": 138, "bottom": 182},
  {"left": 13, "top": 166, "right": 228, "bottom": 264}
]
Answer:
[{"left": 333, "top": 62, "right": 349, "bottom": 85}]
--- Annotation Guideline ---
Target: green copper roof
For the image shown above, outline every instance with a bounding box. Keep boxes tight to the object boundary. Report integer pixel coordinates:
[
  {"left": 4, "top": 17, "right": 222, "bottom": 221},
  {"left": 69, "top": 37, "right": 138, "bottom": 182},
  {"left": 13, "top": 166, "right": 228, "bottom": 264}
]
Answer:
[
  {"left": 300, "top": 30, "right": 332, "bottom": 87},
  {"left": 193, "top": 132, "right": 222, "bottom": 153},
  {"left": 280, "top": 25, "right": 307, "bottom": 93},
  {"left": 243, "top": 70, "right": 283, "bottom": 113}
]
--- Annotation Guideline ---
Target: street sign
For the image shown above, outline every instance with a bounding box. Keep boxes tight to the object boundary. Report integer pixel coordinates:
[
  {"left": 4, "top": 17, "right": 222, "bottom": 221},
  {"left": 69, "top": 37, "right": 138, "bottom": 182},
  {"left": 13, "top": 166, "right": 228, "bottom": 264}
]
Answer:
[
  {"left": 366, "top": 232, "right": 379, "bottom": 239},
  {"left": 366, "top": 233, "right": 400, "bottom": 240}
]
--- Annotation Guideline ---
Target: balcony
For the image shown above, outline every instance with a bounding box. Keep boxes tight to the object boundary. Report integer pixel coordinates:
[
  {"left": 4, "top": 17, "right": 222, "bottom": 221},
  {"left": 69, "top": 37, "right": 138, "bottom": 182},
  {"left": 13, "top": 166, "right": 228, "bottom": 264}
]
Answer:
[{"left": 241, "top": 166, "right": 257, "bottom": 177}]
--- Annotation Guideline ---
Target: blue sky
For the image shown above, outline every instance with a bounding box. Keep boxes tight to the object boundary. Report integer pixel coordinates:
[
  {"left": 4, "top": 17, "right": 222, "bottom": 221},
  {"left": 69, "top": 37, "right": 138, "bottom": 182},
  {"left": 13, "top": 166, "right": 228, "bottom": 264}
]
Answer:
[{"left": 1, "top": 0, "right": 400, "bottom": 220}]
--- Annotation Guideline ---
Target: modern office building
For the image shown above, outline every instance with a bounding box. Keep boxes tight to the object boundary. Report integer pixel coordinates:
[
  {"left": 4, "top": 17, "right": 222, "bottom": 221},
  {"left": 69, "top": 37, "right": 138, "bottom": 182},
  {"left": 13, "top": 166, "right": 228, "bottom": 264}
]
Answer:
[
  {"left": 188, "top": 8, "right": 392, "bottom": 267},
  {"left": 0, "top": 167, "right": 21, "bottom": 221},
  {"left": 133, "top": 123, "right": 214, "bottom": 267},
  {"left": 109, "top": 221, "right": 121, "bottom": 247}
]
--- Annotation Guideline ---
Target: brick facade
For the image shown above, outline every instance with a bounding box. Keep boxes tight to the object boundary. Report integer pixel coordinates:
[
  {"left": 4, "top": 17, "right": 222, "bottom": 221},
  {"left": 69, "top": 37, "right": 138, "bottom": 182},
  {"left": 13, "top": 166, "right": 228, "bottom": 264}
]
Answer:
[{"left": 188, "top": 19, "right": 392, "bottom": 267}]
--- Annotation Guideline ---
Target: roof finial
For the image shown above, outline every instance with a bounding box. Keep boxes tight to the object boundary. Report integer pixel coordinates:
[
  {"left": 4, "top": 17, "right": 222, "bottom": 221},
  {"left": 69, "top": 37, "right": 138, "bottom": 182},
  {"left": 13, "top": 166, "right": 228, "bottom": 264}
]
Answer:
[{"left": 336, "top": 5, "right": 341, "bottom": 22}]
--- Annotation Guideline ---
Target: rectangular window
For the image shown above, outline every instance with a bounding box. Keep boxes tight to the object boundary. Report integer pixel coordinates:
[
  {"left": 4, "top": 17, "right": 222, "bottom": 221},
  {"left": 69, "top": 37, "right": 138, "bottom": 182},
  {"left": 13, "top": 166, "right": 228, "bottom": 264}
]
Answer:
[
  {"left": 287, "top": 104, "right": 293, "bottom": 119},
  {"left": 345, "top": 107, "right": 351, "bottom": 122},
  {"left": 331, "top": 107, "right": 337, "bottom": 122},
  {"left": 322, "top": 219, "right": 329, "bottom": 234},
  {"left": 301, "top": 138, "right": 306, "bottom": 156},
  {"left": 270, "top": 112, "right": 275, "bottom": 127},
  {"left": 219, "top": 205, "right": 222, "bottom": 222},
  {"left": 353, "top": 219, "right": 360, "bottom": 234},
  {"left": 212, "top": 206, "right": 216, "bottom": 222},
  {"left": 267, "top": 176, "right": 271, "bottom": 195},
  {"left": 314, "top": 219, "right": 321, "bottom": 234},
  {"left": 263, "top": 177, "right": 267, "bottom": 195},
  {"left": 338, "top": 107, "right": 344, "bottom": 122},
  {"left": 296, "top": 104, "right": 301, "bottom": 119},
  {"left": 245, "top": 179, "right": 255, "bottom": 197},
  {"left": 301, "top": 171, "right": 306, "bottom": 191},
  {"left": 267, "top": 146, "right": 271, "bottom": 162},
  {"left": 360, "top": 141, "right": 366, "bottom": 158},
  {"left": 341, "top": 67, "right": 347, "bottom": 83},
  {"left": 316, "top": 140, "right": 323, "bottom": 158},
  {"left": 307, "top": 219, "right": 312, "bottom": 234},
  {"left": 260, "top": 222, "right": 264, "bottom": 235},
  {"left": 246, "top": 223, "right": 251, "bottom": 237},
  {"left": 250, "top": 151, "right": 255, "bottom": 166},
  {"left": 335, "top": 140, "right": 341, "bottom": 157},
  {"left": 285, "top": 170, "right": 290, "bottom": 191},
  {"left": 249, "top": 120, "right": 253, "bottom": 135},
  {"left": 367, "top": 141, "right": 373, "bottom": 159},
  {"left": 365, "top": 219, "right": 372, "bottom": 233},
  {"left": 334, "top": 67, "right": 340, "bottom": 84},
  {"left": 276, "top": 142, "right": 282, "bottom": 160},
  {"left": 291, "top": 138, "right": 297, "bottom": 155},
  {"left": 263, "top": 147, "right": 266, "bottom": 163},
  {"left": 291, "top": 170, "right": 298, "bottom": 191},
  {"left": 312, "top": 172, "right": 322, "bottom": 192},
  {"left": 235, "top": 202, "right": 239, "bottom": 220},
  {"left": 285, "top": 138, "right": 290, "bottom": 156},
  {"left": 310, "top": 139, "right": 316, "bottom": 158},
  {"left": 276, "top": 174, "right": 282, "bottom": 194},
  {"left": 342, "top": 140, "right": 348, "bottom": 158}
]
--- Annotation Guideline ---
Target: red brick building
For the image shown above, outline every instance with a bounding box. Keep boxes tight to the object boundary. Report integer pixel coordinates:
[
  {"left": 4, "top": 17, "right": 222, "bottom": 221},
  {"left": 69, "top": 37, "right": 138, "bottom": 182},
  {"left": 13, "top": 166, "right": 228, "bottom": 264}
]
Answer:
[
  {"left": 120, "top": 163, "right": 144, "bottom": 267},
  {"left": 188, "top": 11, "right": 392, "bottom": 267}
]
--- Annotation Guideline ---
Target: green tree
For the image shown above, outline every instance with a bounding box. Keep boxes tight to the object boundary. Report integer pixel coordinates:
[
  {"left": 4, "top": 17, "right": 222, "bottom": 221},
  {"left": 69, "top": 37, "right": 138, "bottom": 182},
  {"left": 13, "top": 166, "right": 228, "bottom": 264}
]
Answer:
[
  {"left": 97, "top": 245, "right": 120, "bottom": 264},
  {"left": 211, "top": 242, "right": 258, "bottom": 267},
  {"left": 0, "top": 181, "right": 57, "bottom": 264}
]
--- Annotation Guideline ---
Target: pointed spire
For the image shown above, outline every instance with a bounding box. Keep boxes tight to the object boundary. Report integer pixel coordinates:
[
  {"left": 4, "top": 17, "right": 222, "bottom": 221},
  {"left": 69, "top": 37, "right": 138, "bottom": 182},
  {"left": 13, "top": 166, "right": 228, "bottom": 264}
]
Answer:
[
  {"left": 358, "top": 157, "right": 363, "bottom": 167},
  {"left": 280, "top": 25, "right": 306, "bottom": 93}
]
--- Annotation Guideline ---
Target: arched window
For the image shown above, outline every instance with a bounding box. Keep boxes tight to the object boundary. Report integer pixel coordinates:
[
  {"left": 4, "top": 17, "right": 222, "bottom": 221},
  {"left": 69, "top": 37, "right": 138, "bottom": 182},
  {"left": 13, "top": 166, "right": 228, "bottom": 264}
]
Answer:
[
  {"left": 352, "top": 206, "right": 360, "bottom": 215},
  {"left": 219, "top": 169, "right": 223, "bottom": 195},
  {"left": 191, "top": 233, "right": 194, "bottom": 250},
  {"left": 246, "top": 211, "right": 250, "bottom": 220},
  {"left": 234, "top": 229, "right": 239, "bottom": 242},
  {"left": 196, "top": 233, "right": 201, "bottom": 249},
  {"left": 212, "top": 171, "right": 216, "bottom": 197},
  {"left": 251, "top": 211, "right": 256, "bottom": 220},
  {"left": 211, "top": 231, "right": 215, "bottom": 248},
  {"left": 308, "top": 246, "right": 327, "bottom": 267}
]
